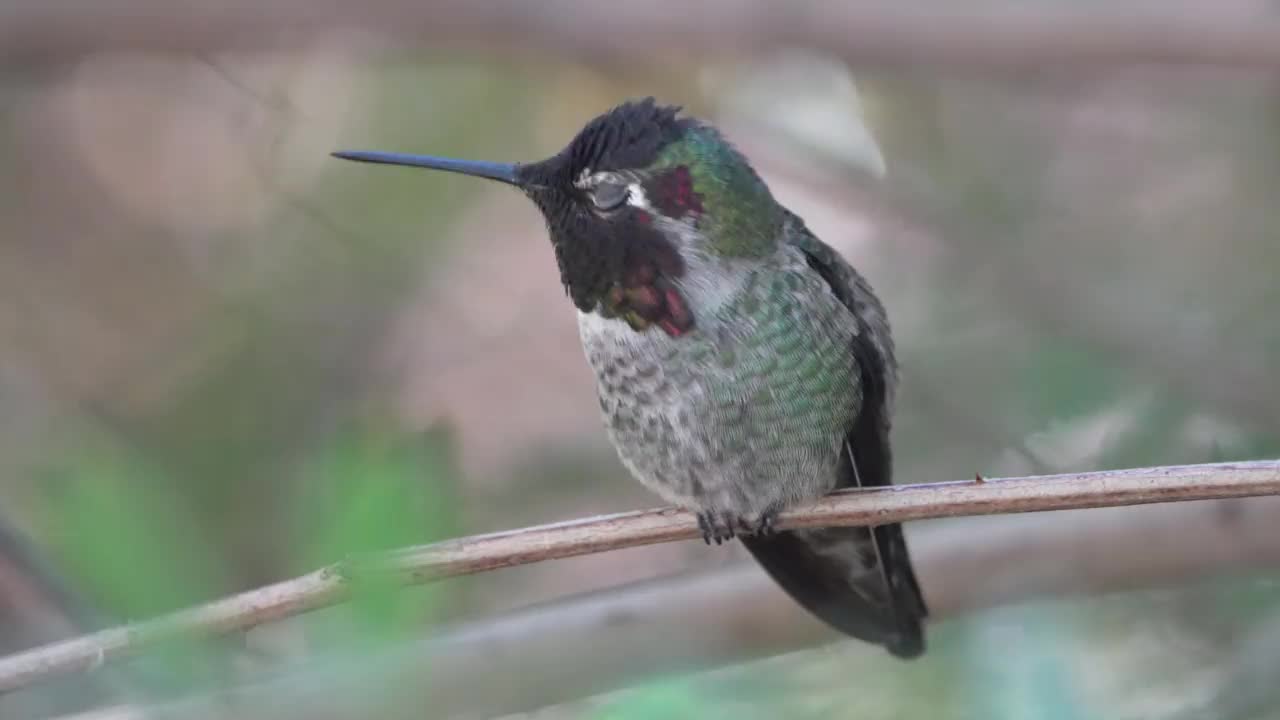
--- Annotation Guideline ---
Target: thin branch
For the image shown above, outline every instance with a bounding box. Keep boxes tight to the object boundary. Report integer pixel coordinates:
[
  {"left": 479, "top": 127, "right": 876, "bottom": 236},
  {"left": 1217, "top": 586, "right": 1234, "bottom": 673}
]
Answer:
[
  {"left": 0, "top": 459, "right": 1277, "bottom": 696},
  {"left": 29, "top": 492, "right": 1280, "bottom": 720},
  {"left": 0, "top": 518, "right": 123, "bottom": 718},
  {"left": 4, "top": 2, "right": 1280, "bottom": 71}
]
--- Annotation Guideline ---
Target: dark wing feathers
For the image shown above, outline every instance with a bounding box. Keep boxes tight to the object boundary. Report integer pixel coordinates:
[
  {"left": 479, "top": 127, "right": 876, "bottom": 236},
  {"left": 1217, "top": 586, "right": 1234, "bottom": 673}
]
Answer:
[{"left": 741, "top": 221, "right": 927, "bottom": 658}]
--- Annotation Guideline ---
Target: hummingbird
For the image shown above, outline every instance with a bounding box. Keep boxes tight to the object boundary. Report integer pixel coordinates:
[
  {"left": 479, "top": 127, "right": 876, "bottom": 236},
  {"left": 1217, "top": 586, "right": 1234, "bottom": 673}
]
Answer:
[{"left": 333, "top": 98, "right": 928, "bottom": 658}]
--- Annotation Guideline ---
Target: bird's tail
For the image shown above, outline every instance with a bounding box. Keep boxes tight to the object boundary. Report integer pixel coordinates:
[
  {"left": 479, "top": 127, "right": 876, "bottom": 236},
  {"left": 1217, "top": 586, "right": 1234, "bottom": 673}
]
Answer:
[{"left": 741, "top": 520, "right": 927, "bottom": 658}]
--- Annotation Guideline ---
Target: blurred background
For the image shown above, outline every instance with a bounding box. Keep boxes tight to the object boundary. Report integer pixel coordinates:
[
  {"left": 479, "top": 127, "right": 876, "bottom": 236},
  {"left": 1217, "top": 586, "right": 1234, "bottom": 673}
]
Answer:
[{"left": 1, "top": 1, "right": 1279, "bottom": 718}]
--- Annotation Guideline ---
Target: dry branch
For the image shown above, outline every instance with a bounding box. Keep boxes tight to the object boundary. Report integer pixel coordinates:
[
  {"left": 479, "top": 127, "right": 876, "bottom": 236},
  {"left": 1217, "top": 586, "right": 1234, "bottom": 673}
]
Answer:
[
  {"left": 4, "top": 2, "right": 1280, "bottom": 70},
  {"left": 315, "top": 495, "right": 1280, "bottom": 719},
  {"left": 0, "top": 459, "right": 1277, "bottom": 697},
  {"left": 38, "top": 491, "right": 1280, "bottom": 720},
  {"left": 0, "top": 519, "right": 123, "bottom": 718}
]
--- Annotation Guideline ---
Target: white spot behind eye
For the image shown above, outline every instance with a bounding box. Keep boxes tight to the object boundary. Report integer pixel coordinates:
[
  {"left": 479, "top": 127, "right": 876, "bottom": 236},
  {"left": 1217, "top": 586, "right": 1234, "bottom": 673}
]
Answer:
[{"left": 626, "top": 183, "right": 652, "bottom": 211}]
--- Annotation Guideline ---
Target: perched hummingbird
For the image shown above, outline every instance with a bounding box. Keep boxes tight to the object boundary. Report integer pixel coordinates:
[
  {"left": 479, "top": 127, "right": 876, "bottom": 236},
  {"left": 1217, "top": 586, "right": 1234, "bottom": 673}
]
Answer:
[{"left": 333, "top": 98, "right": 928, "bottom": 657}]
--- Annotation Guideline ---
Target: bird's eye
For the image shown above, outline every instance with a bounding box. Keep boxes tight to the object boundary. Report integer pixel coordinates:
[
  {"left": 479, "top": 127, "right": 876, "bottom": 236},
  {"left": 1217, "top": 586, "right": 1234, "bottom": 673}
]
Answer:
[{"left": 590, "top": 182, "right": 630, "bottom": 211}]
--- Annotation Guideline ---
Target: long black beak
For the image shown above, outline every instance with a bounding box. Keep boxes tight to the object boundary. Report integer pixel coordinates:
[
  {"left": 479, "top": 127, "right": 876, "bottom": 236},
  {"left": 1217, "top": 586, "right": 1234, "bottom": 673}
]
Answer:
[{"left": 330, "top": 150, "right": 520, "bottom": 186}]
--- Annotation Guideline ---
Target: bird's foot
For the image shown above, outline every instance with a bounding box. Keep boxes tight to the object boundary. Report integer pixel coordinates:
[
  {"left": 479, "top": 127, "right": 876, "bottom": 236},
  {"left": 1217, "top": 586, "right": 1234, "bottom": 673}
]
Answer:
[
  {"left": 750, "top": 509, "right": 779, "bottom": 537},
  {"left": 697, "top": 508, "right": 781, "bottom": 544},
  {"left": 696, "top": 511, "right": 736, "bottom": 545}
]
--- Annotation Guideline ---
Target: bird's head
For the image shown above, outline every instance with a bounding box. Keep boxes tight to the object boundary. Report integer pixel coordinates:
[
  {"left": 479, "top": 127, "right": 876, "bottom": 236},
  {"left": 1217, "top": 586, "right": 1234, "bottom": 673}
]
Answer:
[{"left": 333, "top": 98, "right": 783, "bottom": 335}]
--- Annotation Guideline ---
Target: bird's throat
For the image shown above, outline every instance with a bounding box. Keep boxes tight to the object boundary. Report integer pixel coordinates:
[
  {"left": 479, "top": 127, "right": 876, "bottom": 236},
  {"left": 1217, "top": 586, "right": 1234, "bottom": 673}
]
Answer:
[{"left": 599, "top": 272, "right": 695, "bottom": 338}]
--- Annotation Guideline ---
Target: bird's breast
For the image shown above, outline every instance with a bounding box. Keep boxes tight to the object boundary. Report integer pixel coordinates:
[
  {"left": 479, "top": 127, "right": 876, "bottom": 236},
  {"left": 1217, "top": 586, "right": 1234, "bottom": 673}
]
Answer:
[{"left": 576, "top": 260, "right": 863, "bottom": 516}]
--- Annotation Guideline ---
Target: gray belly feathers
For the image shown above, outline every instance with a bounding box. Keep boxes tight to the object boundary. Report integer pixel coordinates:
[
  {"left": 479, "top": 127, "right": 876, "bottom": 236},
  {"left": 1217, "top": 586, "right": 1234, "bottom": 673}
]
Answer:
[{"left": 578, "top": 255, "right": 862, "bottom": 521}]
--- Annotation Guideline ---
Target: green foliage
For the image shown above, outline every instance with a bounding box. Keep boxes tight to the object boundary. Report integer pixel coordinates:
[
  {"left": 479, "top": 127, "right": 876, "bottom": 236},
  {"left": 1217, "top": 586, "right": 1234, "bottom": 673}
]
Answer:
[
  {"left": 38, "top": 442, "right": 233, "bottom": 694},
  {"left": 963, "top": 608, "right": 1083, "bottom": 720},
  {"left": 1015, "top": 338, "right": 1126, "bottom": 427},
  {"left": 591, "top": 678, "right": 713, "bottom": 720},
  {"left": 29, "top": 420, "right": 461, "bottom": 696},
  {"left": 294, "top": 422, "right": 459, "bottom": 646}
]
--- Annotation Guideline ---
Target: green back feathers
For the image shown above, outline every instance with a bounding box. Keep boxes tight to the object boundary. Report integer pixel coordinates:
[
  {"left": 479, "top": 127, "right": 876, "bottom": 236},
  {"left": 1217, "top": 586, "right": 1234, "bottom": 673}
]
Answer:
[{"left": 653, "top": 127, "right": 784, "bottom": 258}]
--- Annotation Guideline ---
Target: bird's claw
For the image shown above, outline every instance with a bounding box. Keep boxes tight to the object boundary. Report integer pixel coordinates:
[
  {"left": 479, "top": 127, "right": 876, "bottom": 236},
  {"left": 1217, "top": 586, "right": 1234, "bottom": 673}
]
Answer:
[
  {"left": 696, "top": 512, "right": 736, "bottom": 545},
  {"left": 697, "top": 509, "right": 780, "bottom": 544}
]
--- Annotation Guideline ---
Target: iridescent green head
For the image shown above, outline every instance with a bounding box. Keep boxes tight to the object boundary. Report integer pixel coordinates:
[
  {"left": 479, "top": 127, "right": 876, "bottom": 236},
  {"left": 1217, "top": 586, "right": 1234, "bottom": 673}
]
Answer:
[{"left": 332, "top": 98, "right": 784, "bottom": 335}]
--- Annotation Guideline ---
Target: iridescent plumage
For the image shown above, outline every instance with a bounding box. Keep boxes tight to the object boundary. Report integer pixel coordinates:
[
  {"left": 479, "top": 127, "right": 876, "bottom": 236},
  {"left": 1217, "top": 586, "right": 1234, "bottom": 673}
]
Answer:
[{"left": 333, "top": 97, "right": 928, "bottom": 658}]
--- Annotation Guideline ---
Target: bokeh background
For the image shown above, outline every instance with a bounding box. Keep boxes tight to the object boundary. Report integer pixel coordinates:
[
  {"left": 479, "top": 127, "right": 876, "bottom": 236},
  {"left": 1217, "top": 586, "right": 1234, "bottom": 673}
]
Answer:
[{"left": 1, "top": 2, "right": 1279, "bottom": 718}]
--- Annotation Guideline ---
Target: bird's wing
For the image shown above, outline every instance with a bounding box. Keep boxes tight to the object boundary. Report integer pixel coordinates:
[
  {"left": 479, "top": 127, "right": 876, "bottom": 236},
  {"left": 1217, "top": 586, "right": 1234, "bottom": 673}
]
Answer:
[{"left": 740, "top": 220, "right": 928, "bottom": 658}]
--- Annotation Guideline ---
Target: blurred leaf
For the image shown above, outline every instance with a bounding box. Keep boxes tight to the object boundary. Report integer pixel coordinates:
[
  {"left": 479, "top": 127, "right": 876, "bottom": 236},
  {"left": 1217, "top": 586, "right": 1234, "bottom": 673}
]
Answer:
[
  {"left": 591, "top": 678, "right": 714, "bottom": 720},
  {"left": 1214, "top": 431, "right": 1280, "bottom": 463},
  {"left": 294, "top": 421, "right": 460, "bottom": 646},
  {"left": 37, "top": 442, "right": 231, "bottom": 694},
  {"left": 1017, "top": 338, "right": 1125, "bottom": 426},
  {"left": 1101, "top": 395, "right": 1202, "bottom": 469},
  {"left": 964, "top": 607, "right": 1083, "bottom": 720}
]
